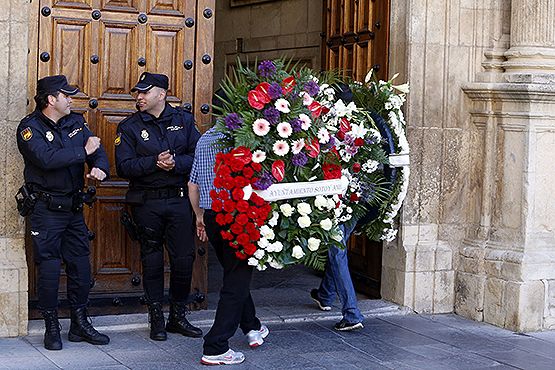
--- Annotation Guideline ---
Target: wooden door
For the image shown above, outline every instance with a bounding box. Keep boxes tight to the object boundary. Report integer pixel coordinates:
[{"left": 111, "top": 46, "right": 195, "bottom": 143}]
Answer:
[
  {"left": 27, "top": 0, "right": 215, "bottom": 317},
  {"left": 322, "top": 0, "right": 390, "bottom": 298}
]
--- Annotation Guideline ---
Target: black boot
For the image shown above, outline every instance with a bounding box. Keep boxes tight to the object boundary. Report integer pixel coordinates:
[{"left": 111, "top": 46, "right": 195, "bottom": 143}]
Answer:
[
  {"left": 166, "top": 303, "right": 202, "bottom": 338},
  {"left": 148, "top": 302, "right": 167, "bottom": 341},
  {"left": 68, "top": 307, "right": 110, "bottom": 345},
  {"left": 42, "top": 310, "right": 62, "bottom": 351}
]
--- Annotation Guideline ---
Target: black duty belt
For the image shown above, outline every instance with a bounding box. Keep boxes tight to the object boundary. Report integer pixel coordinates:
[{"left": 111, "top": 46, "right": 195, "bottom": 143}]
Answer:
[{"left": 143, "top": 187, "right": 186, "bottom": 200}]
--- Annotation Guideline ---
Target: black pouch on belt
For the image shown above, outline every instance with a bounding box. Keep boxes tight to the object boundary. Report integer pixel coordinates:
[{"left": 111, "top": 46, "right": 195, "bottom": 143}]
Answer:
[
  {"left": 125, "top": 189, "right": 146, "bottom": 206},
  {"left": 47, "top": 196, "right": 74, "bottom": 211}
]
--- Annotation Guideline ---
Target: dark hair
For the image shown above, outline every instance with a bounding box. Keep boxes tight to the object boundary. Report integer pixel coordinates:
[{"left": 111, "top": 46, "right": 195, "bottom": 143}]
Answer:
[{"left": 34, "top": 91, "right": 60, "bottom": 111}]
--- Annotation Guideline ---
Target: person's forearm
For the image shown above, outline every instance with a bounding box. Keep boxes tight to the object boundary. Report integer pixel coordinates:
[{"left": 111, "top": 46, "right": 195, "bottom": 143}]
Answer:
[{"left": 187, "top": 181, "right": 204, "bottom": 217}]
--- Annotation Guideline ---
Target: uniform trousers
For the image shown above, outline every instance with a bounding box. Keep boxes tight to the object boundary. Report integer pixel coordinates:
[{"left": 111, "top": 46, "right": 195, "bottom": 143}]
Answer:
[
  {"left": 30, "top": 200, "right": 91, "bottom": 310},
  {"left": 202, "top": 210, "right": 261, "bottom": 356},
  {"left": 132, "top": 196, "right": 195, "bottom": 304}
]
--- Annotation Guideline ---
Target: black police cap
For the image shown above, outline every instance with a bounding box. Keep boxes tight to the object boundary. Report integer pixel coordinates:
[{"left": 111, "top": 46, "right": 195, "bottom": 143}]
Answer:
[
  {"left": 37, "top": 75, "right": 79, "bottom": 96},
  {"left": 131, "top": 72, "right": 169, "bottom": 92}
]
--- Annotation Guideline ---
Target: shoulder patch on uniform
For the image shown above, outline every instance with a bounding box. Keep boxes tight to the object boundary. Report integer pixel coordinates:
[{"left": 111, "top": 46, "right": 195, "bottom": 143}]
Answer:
[
  {"left": 115, "top": 132, "right": 122, "bottom": 146},
  {"left": 20, "top": 127, "right": 33, "bottom": 141}
]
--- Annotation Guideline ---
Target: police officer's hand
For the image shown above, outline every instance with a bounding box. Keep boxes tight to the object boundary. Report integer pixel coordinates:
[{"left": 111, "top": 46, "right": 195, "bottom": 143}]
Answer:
[
  {"left": 157, "top": 150, "right": 175, "bottom": 171},
  {"left": 87, "top": 167, "right": 107, "bottom": 181},
  {"left": 85, "top": 136, "right": 101, "bottom": 155}
]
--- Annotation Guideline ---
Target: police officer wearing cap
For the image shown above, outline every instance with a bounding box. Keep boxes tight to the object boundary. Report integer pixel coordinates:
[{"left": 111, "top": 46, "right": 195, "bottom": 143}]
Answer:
[
  {"left": 16, "top": 75, "right": 110, "bottom": 351},
  {"left": 115, "top": 72, "right": 202, "bottom": 341}
]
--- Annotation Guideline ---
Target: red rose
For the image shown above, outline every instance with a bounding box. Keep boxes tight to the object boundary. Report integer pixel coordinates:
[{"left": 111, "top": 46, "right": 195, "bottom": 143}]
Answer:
[
  {"left": 248, "top": 90, "right": 267, "bottom": 110},
  {"left": 271, "top": 160, "right": 285, "bottom": 182},
  {"left": 243, "top": 243, "right": 257, "bottom": 256},
  {"left": 236, "top": 200, "right": 250, "bottom": 213},
  {"left": 281, "top": 76, "right": 296, "bottom": 95},
  {"left": 231, "top": 160, "right": 245, "bottom": 172},
  {"left": 215, "top": 213, "right": 227, "bottom": 225},
  {"left": 236, "top": 213, "right": 249, "bottom": 226},
  {"left": 350, "top": 193, "right": 360, "bottom": 202},
  {"left": 251, "top": 163, "right": 262, "bottom": 172},
  {"left": 218, "top": 190, "right": 229, "bottom": 200},
  {"left": 223, "top": 199, "right": 236, "bottom": 213},
  {"left": 221, "top": 231, "right": 233, "bottom": 240},
  {"left": 237, "top": 233, "right": 250, "bottom": 246},
  {"left": 322, "top": 163, "right": 342, "bottom": 180},
  {"left": 230, "top": 223, "right": 243, "bottom": 235},
  {"left": 224, "top": 213, "right": 234, "bottom": 224},
  {"left": 235, "top": 251, "right": 247, "bottom": 260},
  {"left": 209, "top": 189, "right": 218, "bottom": 199},
  {"left": 352, "top": 163, "right": 361, "bottom": 173},
  {"left": 242, "top": 167, "right": 254, "bottom": 178},
  {"left": 213, "top": 177, "right": 223, "bottom": 189},
  {"left": 234, "top": 176, "right": 250, "bottom": 188},
  {"left": 232, "top": 188, "right": 244, "bottom": 201},
  {"left": 211, "top": 200, "right": 223, "bottom": 212},
  {"left": 354, "top": 138, "right": 365, "bottom": 146},
  {"left": 229, "top": 242, "right": 239, "bottom": 249},
  {"left": 223, "top": 177, "right": 235, "bottom": 190},
  {"left": 248, "top": 228, "right": 261, "bottom": 241},
  {"left": 250, "top": 193, "right": 265, "bottom": 206}
]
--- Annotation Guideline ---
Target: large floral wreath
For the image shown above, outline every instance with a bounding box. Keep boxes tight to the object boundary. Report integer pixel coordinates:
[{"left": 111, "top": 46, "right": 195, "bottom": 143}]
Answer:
[{"left": 211, "top": 60, "right": 409, "bottom": 270}]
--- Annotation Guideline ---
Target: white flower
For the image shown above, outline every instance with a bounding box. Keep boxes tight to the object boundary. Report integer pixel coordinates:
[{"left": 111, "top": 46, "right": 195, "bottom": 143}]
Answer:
[
  {"left": 332, "top": 231, "right": 343, "bottom": 242},
  {"left": 291, "top": 139, "right": 305, "bottom": 154},
  {"left": 380, "top": 228, "right": 398, "bottom": 242},
  {"left": 296, "top": 202, "right": 312, "bottom": 216},
  {"left": 298, "top": 114, "right": 311, "bottom": 130},
  {"left": 307, "top": 237, "right": 321, "bottom": 251},
  {"left": 299, "top": 91, "right": 314, "bottom": 106},
  {"left": 248, "top": 257, "right": 258, "bottom": 266},
  {"left": 349, "top": 123, "right": 368, "bottom": 138},
  {"left": 275, "top": 98, "right": 291, "bottom": 113},
  {"left": 364, "top": 68, "right": 374, "bottom": 84},
  {"left": 258, "top": 238, "right": 270, "bottom": 249},
  {"left": 292, "top": 245, "right": 305, "bottom": 259},
  {"left": 268, "top": 211, "right": 279, "bottom": 227},
  {"left": 298, "top": 215, "right": 311, "bottom": 228},
  {"left": 334, "top": 99, "right": 357, "bottom": 118},
  {"left": 254, "top": 249, "right": 265, "bottom": 259},
  {"left": 314, "top": 195, "right": 327, "bottom": 210},
  {"left": 268, "top": 259, "right": 284, "bottom": 269},
  {"left": 392, "top": 83, "right": 410, "bottom": 94},
  {"left": 362, "top": 159, "right": 379, "bottom": 173},
  {"left": 256, "top": 264, "right": 267, "bottom": 271},
  {"left": 252, "top": 150, "right": 267, "bottom": 163},
  {"left": 253, "top": 118, "right": 270, "bottom": 136},
  {"left": 320, "top": 218, "right": 333, "bottom": 231},
  {"left": 273, "top": 140, "right": 290, "bottom": 156},
  {"left": 317, "top": 128, "right": 330, "bottom": 144},
  {"left": 260, "top": 225, "right": 275, "bottom": 240},
  {"left": 277, "top": 122, "right": 293, "bottom": 138},
  {"left": 327, "top": 198, "right": 336, "bottom": 210},
  {"left": 272, "top": 241, "right": 284, "bottom": 252},
  {"left": 280, "top": 204, "right": 294, "bottom": 217}
]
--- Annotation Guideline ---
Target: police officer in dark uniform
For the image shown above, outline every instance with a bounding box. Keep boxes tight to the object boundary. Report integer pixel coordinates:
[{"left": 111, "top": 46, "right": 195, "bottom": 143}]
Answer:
[
  {"left": 115, "top": 72, "right": 202, "bottom": 341},
  {"left": 16, "top": 75, "right": 110, "bottom": 351}
]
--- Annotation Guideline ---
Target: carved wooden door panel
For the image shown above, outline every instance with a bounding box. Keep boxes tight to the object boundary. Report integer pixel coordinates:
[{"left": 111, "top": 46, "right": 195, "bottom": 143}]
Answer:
[
  {"left": 322, "top": 0, "right": 390, "bottom": 298},
  {"left": 28, "top": 0, "right": 214, "bottom": 316}
]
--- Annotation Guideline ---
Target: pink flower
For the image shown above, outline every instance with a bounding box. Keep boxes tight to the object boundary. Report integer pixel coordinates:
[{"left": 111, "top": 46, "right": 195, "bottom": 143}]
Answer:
[
  {"left": 252, "top": 150, "right": 267, "bottom": 163},
  {"left": 299, "top": 91, "right": 314, "bottom": 106},
  {"left": 277, "top": 122, "right": 293, "bottom": 138},
  {"left": 273, "top": 140, "right": 290, "bottom": 156},
  {"left": 298, "top": 114, "right": 311, "bottom": 130},
  {"left": 274, "top": 98, "right": 291, "bottom": 113},
  {"left": 253, "top": 118, "right": 270, "bottom": 136},
  {"left": 318, "top": 128, "right": 330, "bottom": 144},
  {"left": 291, "top": 139, "right": 305, "bottom": 154}
]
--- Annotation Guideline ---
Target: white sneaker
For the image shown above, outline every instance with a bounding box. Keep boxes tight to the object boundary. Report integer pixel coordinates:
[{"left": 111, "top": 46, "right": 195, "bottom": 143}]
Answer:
[
  {"left": 201, "top": 349, "right": 245, "bottom": 365},
  {"left": 246, "top": 325, "right": 269, "bottom": 348}
]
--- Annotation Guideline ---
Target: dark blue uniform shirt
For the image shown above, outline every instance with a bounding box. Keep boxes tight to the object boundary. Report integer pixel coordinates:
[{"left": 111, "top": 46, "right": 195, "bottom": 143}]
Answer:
[
  {"left": 115, "top": 104, "right": 201, "bottom": 190},
  {"left": 16, "top": 110, "right": 110, "bottom": 195}
]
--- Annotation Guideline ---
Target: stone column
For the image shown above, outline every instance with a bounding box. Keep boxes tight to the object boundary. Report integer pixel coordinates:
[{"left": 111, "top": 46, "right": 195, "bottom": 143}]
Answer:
[
  {"left": 504, "top": 0, "right": 555, "bottom": 79},
  {"left": 460, "top": 0, "right": 555, "bottom": 332},
  {"left": 0, "top": 0, "right": 30, "bottom": 337}
]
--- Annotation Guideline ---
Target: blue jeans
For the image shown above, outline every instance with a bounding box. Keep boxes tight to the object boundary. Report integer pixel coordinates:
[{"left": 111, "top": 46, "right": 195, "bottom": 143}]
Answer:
[{"left": 318, "top": 221, "right": 364, "bottom": 323}]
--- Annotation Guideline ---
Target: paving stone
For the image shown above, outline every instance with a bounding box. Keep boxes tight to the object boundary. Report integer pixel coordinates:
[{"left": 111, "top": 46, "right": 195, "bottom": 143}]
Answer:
[
  {"left": 0, "top": 356, "right": 59, "bottom": 369},
  {"left": 480, "top": 348, "right": 555, "bottom": 370}
]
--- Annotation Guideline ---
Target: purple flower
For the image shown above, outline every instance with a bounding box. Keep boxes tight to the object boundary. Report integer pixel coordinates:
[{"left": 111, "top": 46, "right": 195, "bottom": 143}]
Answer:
[
  {"left": 258, "top": 60, "right": 277, "bottom": 77},
  {"left": 291, "top": 152, "right": 308, "bottom": 167},
  {"left": 303, "top": 80, "right": 320, "bottom": 97},
  {"left": 263, "top": 107, "right": 280, "bottom": 125},
  {"left": 268, "top": 82, "right": 283, "bottom": 99},
  {"left": 253, "top": 171, "right": 274, "bottom": 190},
  {"left": 224, "top": 113, "right": 243, "bottom": 130},
  {"left": 321, "top": 136, "right": 336, "bottom": 150},
  {"left": 289, "top": 118, "right": 303, "bottom": 133}
]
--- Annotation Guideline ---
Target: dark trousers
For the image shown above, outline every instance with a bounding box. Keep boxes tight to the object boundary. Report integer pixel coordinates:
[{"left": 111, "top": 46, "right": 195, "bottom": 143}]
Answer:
[
  {"left": 203, "top": 210, "right": 261, "bottom": 356},
  {"left": 132, "top": 197, "right": 195, "bottom": 303},
  {"left": 30, "top": 201, "right": 91, "bottom": 310}
]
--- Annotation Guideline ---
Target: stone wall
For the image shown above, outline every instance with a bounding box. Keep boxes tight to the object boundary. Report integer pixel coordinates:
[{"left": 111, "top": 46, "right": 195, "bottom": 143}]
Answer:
[
  {"left": 0, "top": 0, "right": 30, "bottom": 337},
  {"left": 214, "top": 0, "right": 322, "bottom": 88}
]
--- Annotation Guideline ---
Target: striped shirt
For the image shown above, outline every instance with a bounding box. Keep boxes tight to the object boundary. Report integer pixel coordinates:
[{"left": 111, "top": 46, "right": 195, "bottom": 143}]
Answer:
[{"left": 189, "top": 127, "right": 226, "bottom": 209}]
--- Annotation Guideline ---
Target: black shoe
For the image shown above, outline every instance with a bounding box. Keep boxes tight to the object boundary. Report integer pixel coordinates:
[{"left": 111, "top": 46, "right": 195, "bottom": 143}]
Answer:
[
  {"left": 68, "top": 307, "right": 110, "bottom": 345},
  {"left": 334, "top": 319, "right": 363, "bottom": 331},
  {"left": 148, "top": 302, "right": 167, "bottom": 341},
  {"left": 166, "top": 303, "right": 203, "bottom": 338},
  {"left": 42, "top": 310, "right": 62, "bottom": 351},
  {"left": 310, "top": 289, "right": 331, "bottom": 311}
]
